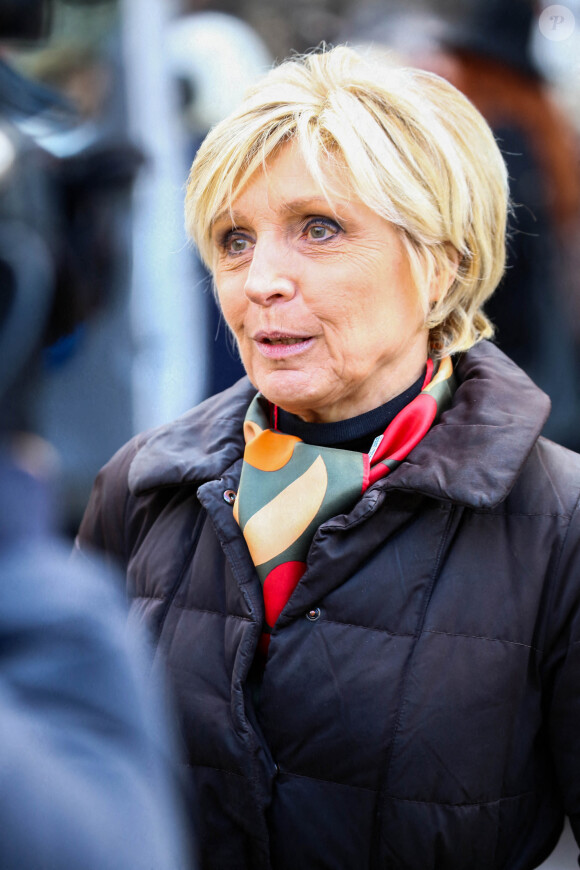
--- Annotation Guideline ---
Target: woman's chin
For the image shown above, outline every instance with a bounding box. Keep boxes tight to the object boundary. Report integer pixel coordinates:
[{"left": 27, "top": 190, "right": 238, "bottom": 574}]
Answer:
[{"left": 253, "top": 368, "right": 324, "bottom": 417}]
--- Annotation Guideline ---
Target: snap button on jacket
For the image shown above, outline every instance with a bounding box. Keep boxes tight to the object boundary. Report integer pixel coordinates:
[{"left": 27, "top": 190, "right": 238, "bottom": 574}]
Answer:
[{"left": 77, "top": 342, "right": 580, "bottom": 870}]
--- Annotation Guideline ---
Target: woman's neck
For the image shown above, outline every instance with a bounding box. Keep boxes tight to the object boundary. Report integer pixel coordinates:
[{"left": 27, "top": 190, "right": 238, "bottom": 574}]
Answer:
[{"left": 275, "top": 369, "right": 425, "bottom": 453}]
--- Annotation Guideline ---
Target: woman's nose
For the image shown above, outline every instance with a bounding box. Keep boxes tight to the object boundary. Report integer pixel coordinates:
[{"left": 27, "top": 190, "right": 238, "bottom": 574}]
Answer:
[{"left": 244, "top": 239, "right": 296, "bottom": 305}]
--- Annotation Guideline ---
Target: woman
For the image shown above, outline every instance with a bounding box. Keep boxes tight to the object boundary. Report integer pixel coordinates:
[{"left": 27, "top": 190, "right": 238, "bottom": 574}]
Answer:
[{"left": 77, "top": 46, "right": 580, "bottom": 869}]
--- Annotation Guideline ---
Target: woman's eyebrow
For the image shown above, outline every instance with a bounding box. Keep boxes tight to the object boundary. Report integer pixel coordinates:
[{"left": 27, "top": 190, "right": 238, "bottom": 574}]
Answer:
[
  {"left": 211, "top": 210, "right": 240, "bottom": 230},
  {"left": 279, "top": 196, "right": 335, "bottom": 214},
  {"left": 212, "top": 196, "right": 343, "bottom": 230}
]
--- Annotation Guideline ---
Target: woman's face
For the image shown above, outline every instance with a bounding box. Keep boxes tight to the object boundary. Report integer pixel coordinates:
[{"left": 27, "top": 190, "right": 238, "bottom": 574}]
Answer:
[{"left": 211, "top": 142, "right": 431, "bottom": 423}]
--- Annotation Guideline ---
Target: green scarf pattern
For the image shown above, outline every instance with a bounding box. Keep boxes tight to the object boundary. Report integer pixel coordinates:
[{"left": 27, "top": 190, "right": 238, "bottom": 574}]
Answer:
[{"left": 233, "top": 357, "right": 456, "bottom": 651}]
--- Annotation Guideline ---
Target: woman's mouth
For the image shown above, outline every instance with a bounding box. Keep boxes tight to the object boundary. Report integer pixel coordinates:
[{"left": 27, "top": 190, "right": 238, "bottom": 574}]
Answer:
[{"left": 254, "top": 332, "right": 315, "bottom": 358}]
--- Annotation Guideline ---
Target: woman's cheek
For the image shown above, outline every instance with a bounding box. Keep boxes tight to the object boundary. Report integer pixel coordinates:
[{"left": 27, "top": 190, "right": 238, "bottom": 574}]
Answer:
[{"left": 216, "top": 285, "right": 243, "bottom": 328}]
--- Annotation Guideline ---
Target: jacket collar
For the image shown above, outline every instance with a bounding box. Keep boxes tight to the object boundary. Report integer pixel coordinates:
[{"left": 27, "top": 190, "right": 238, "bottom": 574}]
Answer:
[
  {"left": 128, "top": 376, "right": 256, "bottom": 495},
  {"left": 381, "top": 340, "right": 551, "bottom": 508},
  {"left": 128, "top": 341, "right": 550, "bottom": 509}
]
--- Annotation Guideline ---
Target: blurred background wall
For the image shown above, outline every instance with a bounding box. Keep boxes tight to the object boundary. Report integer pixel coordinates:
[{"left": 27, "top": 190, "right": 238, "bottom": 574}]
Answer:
[{"left": 6, "top": 0, "right": 579, "bottom": 541}]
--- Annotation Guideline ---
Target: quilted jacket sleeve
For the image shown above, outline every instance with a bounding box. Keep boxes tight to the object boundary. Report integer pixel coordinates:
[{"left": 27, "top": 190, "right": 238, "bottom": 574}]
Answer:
[
  {"left": 75, "top": 436, "right": 143, "bottom": 572},
  {"left": 542, "top": 492, "right": 580, "bottom": 855}
]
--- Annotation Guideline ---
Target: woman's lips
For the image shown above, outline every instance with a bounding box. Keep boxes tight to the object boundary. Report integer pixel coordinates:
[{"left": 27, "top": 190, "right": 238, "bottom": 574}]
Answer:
[{"left": 253, "top": 331, "right": 315, "bottom": 359}]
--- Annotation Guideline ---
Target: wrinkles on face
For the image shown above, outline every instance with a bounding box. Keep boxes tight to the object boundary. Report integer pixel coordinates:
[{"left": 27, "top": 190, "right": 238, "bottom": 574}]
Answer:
[{"left": 213, "top": 141, "right": 429, "bottom": 423}]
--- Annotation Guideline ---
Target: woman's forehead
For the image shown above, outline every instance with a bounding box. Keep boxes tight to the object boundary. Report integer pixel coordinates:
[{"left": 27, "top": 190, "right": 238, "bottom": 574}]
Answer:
[{"left": 214, "top": 141, "right": 354, "bottom": 224}]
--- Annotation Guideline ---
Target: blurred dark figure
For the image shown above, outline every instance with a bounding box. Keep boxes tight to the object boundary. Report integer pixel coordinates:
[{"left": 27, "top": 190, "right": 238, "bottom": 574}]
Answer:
[
  {"left": 349, "top": 0, "right": 580, "bottom": 451},
  {"left": 1, "top": 0, "right": 146, "bottom": 535},
  {"left": 0, "top": 2, "right": 195, "bottom": 867}
]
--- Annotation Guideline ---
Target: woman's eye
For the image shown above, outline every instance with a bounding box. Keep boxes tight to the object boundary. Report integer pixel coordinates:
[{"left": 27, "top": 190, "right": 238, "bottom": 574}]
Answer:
[
  {"left": 305, "top": 219, "right": 340, "bottom": 241},
  {"left": 222, "top": 233, "right": 252, "bottom": 255}
]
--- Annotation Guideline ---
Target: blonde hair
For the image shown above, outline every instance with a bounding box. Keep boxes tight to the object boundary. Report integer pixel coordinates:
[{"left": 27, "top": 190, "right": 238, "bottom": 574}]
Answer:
[{"left": 185, "top": 45, "right": 508, "bottom": 356}]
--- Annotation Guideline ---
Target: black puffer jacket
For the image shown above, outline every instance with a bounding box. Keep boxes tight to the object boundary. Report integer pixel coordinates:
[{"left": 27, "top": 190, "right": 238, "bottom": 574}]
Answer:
[{"left": 77, "top": 342, "right": 580, "bottom": 870}]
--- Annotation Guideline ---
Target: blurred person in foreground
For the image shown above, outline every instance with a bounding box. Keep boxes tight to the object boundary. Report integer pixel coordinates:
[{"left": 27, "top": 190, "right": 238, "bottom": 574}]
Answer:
[
  {"left": 0, "top": 226, "right": 194, "bottom": 867},
  {"left": 0, "top": 4, "right": 194, "bottom": 868},
  {"left": 0, "top": 442, "right": 194, "bottom": 869},
  {"left": 78, "top": 46, "right": 580, "bottom": 869}
]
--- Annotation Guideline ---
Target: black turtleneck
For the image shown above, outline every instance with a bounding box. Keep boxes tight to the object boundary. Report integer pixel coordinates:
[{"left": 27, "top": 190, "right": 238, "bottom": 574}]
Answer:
[{"left": 276, "top": 370, "right": 425, "bottom": 454}]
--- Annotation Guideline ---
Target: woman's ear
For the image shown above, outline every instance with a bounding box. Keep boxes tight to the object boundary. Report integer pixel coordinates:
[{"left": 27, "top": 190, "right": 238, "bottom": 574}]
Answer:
[{"left": 429, "top": 245, "right": 460, "bottom": 304}]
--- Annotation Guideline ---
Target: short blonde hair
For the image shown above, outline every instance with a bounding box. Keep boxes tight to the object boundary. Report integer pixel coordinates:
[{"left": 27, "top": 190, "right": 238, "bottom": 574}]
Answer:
[{"left": 185, "top": 45, "right": 508, "bottom": 356}]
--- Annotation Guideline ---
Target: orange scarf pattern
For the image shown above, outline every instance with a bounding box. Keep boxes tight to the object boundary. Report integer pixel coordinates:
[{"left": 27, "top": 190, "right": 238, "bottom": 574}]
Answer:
[{"left": 233, "top": 357, "right": 456, "bottom": 653}]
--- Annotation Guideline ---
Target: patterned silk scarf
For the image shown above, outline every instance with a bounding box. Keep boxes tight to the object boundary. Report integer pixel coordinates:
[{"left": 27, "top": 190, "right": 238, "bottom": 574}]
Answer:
[{"left": 233, "top": 357, "right": 456, "bottom": 653}]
